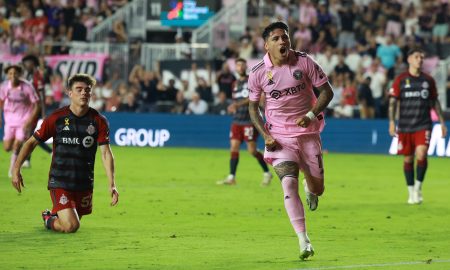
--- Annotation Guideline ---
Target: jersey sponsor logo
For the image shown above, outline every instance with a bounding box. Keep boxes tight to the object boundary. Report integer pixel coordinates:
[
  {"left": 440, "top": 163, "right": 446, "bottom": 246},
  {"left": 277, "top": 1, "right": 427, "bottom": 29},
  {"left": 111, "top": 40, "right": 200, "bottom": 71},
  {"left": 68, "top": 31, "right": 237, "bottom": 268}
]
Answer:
[
  {"left": 269, "top": 84, "right": 305, "bottom": 100},
  {"left": 82, "top": 136, "right": 95, "bottom": 148},
  {"left": 59, "top": 194, "right": 68, "bottom": 205},
  {"left": 62, "top": 137, "right": 80, "bottom": 144},
  {"left": 86, "top": 124, "right": 96, "bottom": 135},
  {"left": 293, "top": 69, "right": 302, "bottom": 80},
  {"left": 420, "top": 89, "right": 429, "bottom": 99}
]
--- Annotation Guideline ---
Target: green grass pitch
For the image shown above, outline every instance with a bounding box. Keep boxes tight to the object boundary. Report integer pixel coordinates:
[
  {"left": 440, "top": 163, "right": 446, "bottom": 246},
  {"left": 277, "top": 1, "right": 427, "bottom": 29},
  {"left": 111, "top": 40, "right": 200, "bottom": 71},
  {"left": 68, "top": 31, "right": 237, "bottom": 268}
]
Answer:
[{"left": 0, "top": 145, "right": 449, "bottom": 270}]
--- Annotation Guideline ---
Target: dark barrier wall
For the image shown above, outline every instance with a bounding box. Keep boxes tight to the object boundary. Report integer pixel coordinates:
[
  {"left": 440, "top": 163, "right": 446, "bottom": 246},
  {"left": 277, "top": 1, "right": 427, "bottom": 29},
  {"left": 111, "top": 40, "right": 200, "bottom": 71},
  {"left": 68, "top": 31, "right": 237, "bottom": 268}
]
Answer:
[{"left": 1, "top": 113, "right": 449, "bottom": 156}]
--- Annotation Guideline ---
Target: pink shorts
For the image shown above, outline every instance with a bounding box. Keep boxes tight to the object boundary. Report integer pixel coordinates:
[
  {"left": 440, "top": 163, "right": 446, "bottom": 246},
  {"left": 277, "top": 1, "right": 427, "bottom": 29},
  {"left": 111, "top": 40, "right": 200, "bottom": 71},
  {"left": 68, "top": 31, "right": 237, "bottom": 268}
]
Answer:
[
  {"left": 264, "top": 133, "right": 324, "bottom": 179},
  {"left": 3, "top": 125, "right": 26, "bottom": 141}
]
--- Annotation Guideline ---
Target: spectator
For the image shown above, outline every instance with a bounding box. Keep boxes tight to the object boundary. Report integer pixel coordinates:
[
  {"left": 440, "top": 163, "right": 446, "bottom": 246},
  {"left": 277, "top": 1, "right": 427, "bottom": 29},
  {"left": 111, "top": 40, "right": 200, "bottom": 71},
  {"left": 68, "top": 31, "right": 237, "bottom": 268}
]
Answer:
[
  {"left": 334, "top": 76, "right": 358, "bottom": 118},
  {"left": 357, "top": 76, "right": 375, "bottom": 119},
  {"left": 104, "top": 90, "right": 121, "bottom": 112},
  {"left": 293, "top": 23, "right": 312, "bottom": 52},
  {"left": 337, "top": 4, "right": 356, "bottom": 50},
  {"left": 376, "top": 35, "right": 401, "bottom": 78},
  {"left": 186, "top": 92, "right": 208, "bottom": 115},
  {"left": 363, "top": 59, "right": 386, "bottom": 118},
  {"left": 216, "top": 62, "right": 236, "bottom": 99},
  {"left": 175, "top": 32, "right": 191, "bottom": 59},
  {"left": 432, "top": 2, "right": 448, "bottom": 45},
  {"left": 0, "top": 6, "right": 10, "bottom": 35},
  {"left": 90, "top": 92, "right": 105, "bottom": 111},
  {"left": 119, "top": 93, "right": 138, "bottom": 112},
  {"left": 210, "top": 91, "right": 230, "bottom": 115},
  {"left": 195, "top": 77, "right": 213, "bottom": 104},
  {"left": 172, "top": 90, "right": 188, "bottom": 114},
  {"left": 137, "top": 70, "right": 159, "bottom": 113}
]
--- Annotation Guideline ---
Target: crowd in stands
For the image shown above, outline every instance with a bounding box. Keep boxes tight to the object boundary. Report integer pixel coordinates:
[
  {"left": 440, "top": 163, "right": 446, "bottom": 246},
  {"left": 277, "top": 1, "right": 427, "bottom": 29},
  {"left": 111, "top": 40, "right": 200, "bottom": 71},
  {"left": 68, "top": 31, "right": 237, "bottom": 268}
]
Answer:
[{"left": 0, "top": 0, "right": 449, "bottom": 119}]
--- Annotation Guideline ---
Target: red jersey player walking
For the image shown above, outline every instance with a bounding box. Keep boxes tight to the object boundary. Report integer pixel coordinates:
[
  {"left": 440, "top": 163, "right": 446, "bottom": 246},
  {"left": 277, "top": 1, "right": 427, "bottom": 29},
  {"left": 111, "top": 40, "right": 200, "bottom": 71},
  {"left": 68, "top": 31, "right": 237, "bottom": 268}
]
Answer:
[
  {"left": 217, "top": 58, "right": 273, "bottom": 186},
  {"left": 388, "top": 47, "right": 447, "bottom": 204},
  {"left": 12, "top": 74, "right": 119, "bottom": 233}
]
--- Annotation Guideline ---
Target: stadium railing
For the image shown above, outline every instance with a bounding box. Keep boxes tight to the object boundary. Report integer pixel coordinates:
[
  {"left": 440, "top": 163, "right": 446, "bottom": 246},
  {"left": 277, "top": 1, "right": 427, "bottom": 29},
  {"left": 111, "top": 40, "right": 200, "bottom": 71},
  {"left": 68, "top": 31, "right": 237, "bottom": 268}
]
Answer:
[{"left": 90, "top": 0, "right": 147, "bottom": 42}]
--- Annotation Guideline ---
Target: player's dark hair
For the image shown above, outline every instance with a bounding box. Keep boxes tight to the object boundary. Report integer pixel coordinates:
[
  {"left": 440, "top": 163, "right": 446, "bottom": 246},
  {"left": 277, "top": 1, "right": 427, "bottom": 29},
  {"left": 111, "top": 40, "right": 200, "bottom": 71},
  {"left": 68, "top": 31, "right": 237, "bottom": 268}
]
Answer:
[
  {"left": 235, "top": 57, "right": 247, "bottom": 64},
  {"left": 407, "top": 46, "right": 425, "bottom": 57},
  {"left": 67, "top": 73, "right": 96, "bottom": 90},
  {"left": 4, "top": 65, "right": 23, "bottom": 75},
  {"left": 262, "top": 21, "right": 289, "bottom": 41}
]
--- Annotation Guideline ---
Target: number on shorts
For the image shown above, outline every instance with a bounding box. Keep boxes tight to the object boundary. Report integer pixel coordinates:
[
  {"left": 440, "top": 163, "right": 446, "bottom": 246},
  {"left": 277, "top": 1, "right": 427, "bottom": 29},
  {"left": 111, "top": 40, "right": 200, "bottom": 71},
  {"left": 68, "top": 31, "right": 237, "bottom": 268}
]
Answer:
[
  {"left": 81, "top": 194, "right": 93, "bottom": 208},
  {"left": 244, "top": 127, "right": 254, "bottom": 140}
]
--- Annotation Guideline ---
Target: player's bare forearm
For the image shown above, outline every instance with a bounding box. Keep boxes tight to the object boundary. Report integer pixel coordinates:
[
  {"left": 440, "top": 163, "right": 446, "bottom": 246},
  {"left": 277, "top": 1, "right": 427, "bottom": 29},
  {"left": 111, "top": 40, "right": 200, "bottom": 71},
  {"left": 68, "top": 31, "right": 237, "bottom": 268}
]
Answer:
[
  {"left": 388, "top": 97, "right": 397, "bottom": 122},
  {"left": 432, "top": 99, "right": 445, "bottom": 124},
  {"left": 311, "top": 82, "right": 334, "bottom": 115},
  {"left": 100, "top": 144, "right": 116, "bottom": 188},
  {"left": 249, "top": 101, "right": 269, "bottom": 139},
  {"left": 100, "top": 144, "right": 119, "bottom": 205}
]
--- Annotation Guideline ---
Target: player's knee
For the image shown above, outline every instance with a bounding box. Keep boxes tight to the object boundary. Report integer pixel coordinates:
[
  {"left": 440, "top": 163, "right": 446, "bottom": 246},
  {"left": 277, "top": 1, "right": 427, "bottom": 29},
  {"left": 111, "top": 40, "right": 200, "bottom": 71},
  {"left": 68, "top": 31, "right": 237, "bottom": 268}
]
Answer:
[{"left": 61, "top": 221, "right": 80, "bottom": 233}]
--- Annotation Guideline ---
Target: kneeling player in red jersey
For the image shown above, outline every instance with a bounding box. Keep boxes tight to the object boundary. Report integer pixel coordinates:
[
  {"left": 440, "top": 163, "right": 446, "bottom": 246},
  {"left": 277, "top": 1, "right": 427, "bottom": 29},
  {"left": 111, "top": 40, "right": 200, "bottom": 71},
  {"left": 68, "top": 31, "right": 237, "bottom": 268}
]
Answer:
[{"left": 12, "top": 73, "right": 119, "bottom": 233}]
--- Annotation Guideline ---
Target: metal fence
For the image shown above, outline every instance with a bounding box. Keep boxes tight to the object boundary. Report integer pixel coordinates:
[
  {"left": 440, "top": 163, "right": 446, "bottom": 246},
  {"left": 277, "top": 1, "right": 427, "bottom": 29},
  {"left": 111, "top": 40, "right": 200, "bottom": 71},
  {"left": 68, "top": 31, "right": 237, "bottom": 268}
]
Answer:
[{"left": 89, "top": 0, "right": 147, "bottom": 42}]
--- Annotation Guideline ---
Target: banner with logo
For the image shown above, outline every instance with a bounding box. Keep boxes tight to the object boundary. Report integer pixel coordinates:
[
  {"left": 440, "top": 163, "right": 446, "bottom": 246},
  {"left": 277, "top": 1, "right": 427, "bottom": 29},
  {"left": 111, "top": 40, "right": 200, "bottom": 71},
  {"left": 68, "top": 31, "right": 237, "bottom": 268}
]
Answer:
[{"left": 0, "top": 53, "right": 108, "bottom": 81}]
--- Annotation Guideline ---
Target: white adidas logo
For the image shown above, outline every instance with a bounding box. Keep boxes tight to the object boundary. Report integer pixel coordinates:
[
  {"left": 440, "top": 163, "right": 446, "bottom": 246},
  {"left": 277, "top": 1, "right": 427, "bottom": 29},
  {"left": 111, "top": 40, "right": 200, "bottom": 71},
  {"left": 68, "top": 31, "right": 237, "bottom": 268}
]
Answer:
[{"left": 63, "top": 126, "right": 70, "bottom": 131}]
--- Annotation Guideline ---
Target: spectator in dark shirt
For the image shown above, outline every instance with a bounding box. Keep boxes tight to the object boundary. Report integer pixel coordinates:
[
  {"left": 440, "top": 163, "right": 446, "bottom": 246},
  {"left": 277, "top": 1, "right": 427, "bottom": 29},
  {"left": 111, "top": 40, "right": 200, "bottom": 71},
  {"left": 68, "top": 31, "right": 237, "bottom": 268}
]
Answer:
[
  {"left": 210, "top": 91, "right": 230, "bottom": 115},
  {"left": 137, "top": 71, "right": 159, "bottom": 113},
  {"left": 216, "top": 63, "right": 236, "bottom": 99}
]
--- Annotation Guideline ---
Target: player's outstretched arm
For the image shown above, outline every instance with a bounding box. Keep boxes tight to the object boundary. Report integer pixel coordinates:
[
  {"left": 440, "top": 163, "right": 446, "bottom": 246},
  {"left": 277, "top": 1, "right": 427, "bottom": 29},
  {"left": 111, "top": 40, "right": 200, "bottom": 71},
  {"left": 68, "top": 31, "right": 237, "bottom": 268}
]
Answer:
[
  {"left": 12, "top": 136, "right": 40, "bottom": 193},
  {"left": 100, "top": 144, "right": 119, "bottom": 206}
]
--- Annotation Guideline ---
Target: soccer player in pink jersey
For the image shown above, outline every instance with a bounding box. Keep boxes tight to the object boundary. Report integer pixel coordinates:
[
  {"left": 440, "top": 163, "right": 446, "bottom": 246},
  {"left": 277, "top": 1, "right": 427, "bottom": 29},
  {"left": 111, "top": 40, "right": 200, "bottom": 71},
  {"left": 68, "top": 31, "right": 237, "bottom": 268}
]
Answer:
[
  {"left": 248, "top": 22, "right": 334, "bottom": 260},
  {"left": 0, "top": 65, "right": 40, "bottom": 178}
]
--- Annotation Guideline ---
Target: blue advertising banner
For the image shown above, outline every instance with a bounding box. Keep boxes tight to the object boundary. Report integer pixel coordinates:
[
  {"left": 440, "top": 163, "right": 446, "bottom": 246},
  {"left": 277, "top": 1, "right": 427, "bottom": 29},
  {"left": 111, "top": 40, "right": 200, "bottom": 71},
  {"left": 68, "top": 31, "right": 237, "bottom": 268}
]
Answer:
[{"left": 1, "top": 113, "right": 449, "bottom": 157}]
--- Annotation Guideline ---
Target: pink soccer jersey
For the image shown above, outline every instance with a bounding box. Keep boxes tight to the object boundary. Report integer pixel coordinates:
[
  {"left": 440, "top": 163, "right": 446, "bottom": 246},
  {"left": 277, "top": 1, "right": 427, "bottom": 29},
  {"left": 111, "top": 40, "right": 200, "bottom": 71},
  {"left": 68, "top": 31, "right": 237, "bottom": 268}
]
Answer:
[
  {"left": 0, "top": 79, "right": 39, "bottom": 127},
  {"left": 248, "top": 50, "right": 329, "bottom": 137}
]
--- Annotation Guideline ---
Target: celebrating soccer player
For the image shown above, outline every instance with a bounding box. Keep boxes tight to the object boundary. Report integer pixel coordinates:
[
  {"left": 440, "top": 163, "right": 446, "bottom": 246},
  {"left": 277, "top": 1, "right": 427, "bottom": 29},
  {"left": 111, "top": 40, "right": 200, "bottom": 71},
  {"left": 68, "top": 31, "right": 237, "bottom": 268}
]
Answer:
[
  {"left": 11, "top": 73, "right": 119, "bottom": 233},
  {"left": 388, "top": 47, "right": 447, "bottom": 205},
  {"left": 217, "top": 58, "right": 273, "bottom": 186},
  {"left": 0, "top": 65, "right": 40, "bottom": 178},
  {"left": 248, "top": 22, "right": 334, "bottom": 260}
]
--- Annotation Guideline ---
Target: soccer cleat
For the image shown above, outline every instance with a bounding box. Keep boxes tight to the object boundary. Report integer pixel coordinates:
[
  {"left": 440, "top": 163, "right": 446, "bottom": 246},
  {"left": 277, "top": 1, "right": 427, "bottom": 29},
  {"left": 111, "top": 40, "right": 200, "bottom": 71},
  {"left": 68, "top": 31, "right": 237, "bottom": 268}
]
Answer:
[
  {"left": 407, "top": 197, "right": 415, "bottom": 205},
  {"left": 22, "top": 160, "right": 31, "bottom": 168},
  {"left": 413, "top": 189, "right": 423, "bottom": 204},
  {"left": 299, "top": 242, "right": 315, "bottom": 260},
  {"left": 261, "top": 172, "right": 273, "bottom": 186},
  {"left": 216, "top": 175, "right": 236, "bottom": 185},
  {"left": 41, "top": 210, "right": 53, "bottom": 230},
  {"left": 303, "top": 180, "right": 318, "bottom": 211}
]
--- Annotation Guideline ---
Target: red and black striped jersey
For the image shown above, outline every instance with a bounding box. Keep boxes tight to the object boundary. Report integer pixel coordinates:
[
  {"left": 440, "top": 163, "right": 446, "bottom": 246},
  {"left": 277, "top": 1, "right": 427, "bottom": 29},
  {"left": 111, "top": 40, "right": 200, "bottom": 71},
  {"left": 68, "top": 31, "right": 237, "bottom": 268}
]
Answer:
[
  {"left": 389, "top": 71, "right": 437, "bottom": 132},
  {"left": 34, "top": 106, "right": 110, "bottom": 191},
  {"left": 232, "top": 75, "right": 252, "bottom": 124}
]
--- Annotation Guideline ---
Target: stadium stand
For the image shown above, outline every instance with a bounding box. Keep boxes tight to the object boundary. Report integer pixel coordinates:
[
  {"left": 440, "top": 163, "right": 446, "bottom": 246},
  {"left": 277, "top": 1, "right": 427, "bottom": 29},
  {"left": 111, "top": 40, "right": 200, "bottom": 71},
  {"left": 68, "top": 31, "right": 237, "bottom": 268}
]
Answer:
[{"left": 0, "top": 0, "right": 448, "bottom": 118}]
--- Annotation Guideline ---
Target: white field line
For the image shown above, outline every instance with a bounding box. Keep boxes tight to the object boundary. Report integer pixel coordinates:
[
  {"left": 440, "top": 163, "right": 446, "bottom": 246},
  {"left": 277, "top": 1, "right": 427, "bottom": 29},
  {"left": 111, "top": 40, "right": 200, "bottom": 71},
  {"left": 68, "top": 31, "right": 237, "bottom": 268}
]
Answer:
[{"left": 289, "top": 259, "right": 450, "bottom": 270}]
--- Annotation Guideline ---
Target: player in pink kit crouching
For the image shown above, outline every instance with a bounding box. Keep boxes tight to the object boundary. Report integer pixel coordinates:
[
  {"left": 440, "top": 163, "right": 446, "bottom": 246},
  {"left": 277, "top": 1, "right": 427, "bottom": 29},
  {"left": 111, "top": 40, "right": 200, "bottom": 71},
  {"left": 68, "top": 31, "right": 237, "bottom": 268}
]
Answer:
[{"left": 248, "top": 22, "right": 334, "bottom": 260}]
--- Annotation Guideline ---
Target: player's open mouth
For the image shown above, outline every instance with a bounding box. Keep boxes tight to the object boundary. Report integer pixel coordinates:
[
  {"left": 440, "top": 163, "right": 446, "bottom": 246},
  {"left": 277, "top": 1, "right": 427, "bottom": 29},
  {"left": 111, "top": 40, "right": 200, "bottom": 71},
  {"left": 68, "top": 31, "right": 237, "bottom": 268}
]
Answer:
[{"left": 280, "top": 47, "right": 287, "bottom": 55}]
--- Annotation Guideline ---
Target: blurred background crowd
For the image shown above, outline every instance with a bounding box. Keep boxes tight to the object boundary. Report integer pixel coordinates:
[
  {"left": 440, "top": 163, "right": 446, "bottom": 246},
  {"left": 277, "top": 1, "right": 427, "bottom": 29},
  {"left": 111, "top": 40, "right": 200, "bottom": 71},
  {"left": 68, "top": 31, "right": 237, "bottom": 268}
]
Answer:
[{"left": 0, "top": 0, "right": 449, "bottom": 119}]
